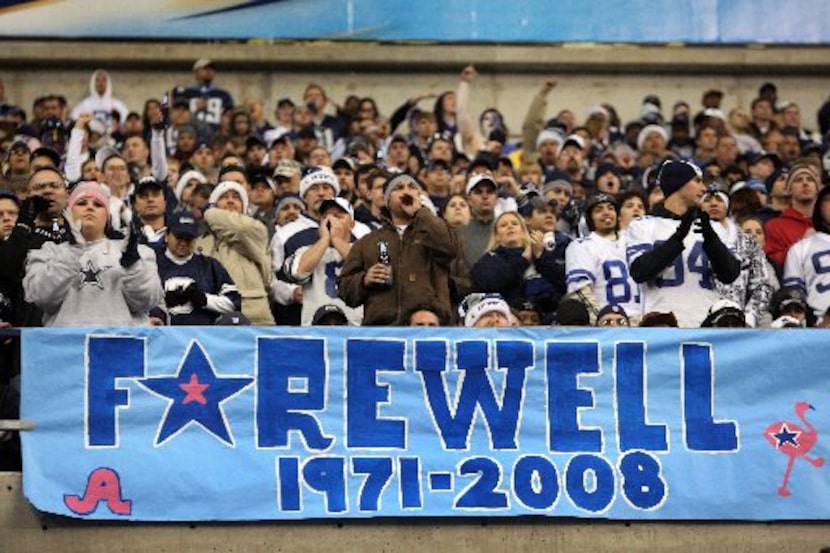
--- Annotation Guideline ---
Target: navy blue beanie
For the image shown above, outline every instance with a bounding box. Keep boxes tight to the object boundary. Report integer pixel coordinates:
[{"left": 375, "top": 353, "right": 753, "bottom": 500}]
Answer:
[
  {"left": 0, "top": 191, "right": 21, "bottom": 208},
  {"left": 765, "top": 168, "right": 783, "bottom": 195},
  {"left": 657, "top": 160, "right": 702, "bottom": 197}
]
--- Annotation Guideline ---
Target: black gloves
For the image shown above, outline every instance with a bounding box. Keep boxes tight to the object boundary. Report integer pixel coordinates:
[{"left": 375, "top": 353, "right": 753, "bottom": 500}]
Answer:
[
  {"left": 695, "top": 210, "right": 718, "bottom": 242},
  {"left": 165, "top": 288, "right": 187, "bottom": 308},
  {"left": 165, "top": 284, "right": 208, "bottom": 309},
  {"left": 184, "top": 283, "right": 208, "bottom": 308},
  {"left": 151, "top": 113, "right": 168, "bottom": 131},
  {"left": 673, "top": 208, "right": 698, "bottom": 241},
  {"left": 18, "top": 195, "right": 50, "bottom": 228},
  {"left": 120, "top": 220, "right": 141, "bottom": 268}
]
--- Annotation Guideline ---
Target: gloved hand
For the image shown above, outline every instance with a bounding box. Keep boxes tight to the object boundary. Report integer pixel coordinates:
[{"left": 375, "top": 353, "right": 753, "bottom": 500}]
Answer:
[
  {"left": 18, "top": 195, "right": 51, "bottom": 227},
  {"left": 673, "top": 207, "right": 698, "bottom": 240},
  {"left": 120, "top": 220, "right": 141, "bottom": 268},
  {"left": 695, "top": 209, "right": 718, "bottom": 241},
  {"left": 151, "top": 105, "right": 168, "bottom": 130},
  {"left": 184, "top": 283, "right": 208, "bottom": 308},
  {"left": 164, "top": 288, "right": 187, "bottom": 308}
]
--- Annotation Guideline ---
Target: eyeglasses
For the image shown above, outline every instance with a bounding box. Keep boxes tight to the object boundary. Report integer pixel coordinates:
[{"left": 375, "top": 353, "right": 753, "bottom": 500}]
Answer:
[
  {"left": 598, "top": 317, "right": 629, "bottom": 327},
  {"left": 30, "top": 180, "right": 65, "bottom": 191}
]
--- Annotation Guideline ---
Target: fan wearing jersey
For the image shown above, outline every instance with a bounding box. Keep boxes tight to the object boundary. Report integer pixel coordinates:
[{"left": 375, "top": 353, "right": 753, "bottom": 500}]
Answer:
[
  {"left": 783, "top": 185, "right": 830, "bottom": 320},
  {"left": 287, "top": 197, "right": 363, "bottom": 325},
  {"left": 270, "top": 167, "right": 370, "bottom": 323},
  {"left": 157, "top": 212, "right": 241, "bottom": 325},
  {"left": 180, "top": 59, "right": 234, "bottom": 129},
  {"left": 627, "top": 160, "right": 741, "bottom": 327},
  {"left": 566, "top": 193, "right": 639, "bottom": 324}
]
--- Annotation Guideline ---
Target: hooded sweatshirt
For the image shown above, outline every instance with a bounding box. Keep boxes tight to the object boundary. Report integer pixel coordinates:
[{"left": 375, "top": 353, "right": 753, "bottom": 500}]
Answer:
[
  {"left": 23, "top": 238, "right": 162, "bottom": 327},
  {"left": 70, "top": 69, "right": 129, "bottom": 132}
]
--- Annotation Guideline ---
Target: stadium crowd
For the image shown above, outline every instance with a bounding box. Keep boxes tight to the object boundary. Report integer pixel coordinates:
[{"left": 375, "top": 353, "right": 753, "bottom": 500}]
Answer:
[{"left": 2, "top": 60, "right": 830, "bottom": 466}]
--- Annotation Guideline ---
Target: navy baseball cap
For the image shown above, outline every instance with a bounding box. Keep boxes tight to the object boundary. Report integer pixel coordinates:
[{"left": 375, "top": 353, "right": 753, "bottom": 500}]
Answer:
[
  {"left": 312, "top": 304, "right": 349, "bottom": 325},
  {"left": 168, "top": 211, "right": 200, "bottom": 239},
  {"left": 134, "top": 176, "right": 165, "bottom": 195}
]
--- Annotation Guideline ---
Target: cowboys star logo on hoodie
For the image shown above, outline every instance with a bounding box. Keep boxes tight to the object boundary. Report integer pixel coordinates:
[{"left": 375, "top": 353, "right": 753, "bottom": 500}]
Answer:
[{"left": 79, "top": 260, "right": 105, "bottom": 289}]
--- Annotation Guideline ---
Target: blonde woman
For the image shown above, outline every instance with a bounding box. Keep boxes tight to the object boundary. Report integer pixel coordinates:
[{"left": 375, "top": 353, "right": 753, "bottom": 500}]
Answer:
[{"left": 471, "top": 211, "right": 563, "bottom": 321}]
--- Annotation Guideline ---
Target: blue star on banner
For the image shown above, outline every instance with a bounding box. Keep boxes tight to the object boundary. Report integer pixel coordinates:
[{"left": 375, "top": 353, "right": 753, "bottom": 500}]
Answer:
[
  {"left": 772, "top": 424, "right": 800, "bottom": 449},
  {"left": 138, "top": 340, "right": 252, "bottom": 446},
  {"left": 79, "top": 260, "right": 105, "bottom": 289}
]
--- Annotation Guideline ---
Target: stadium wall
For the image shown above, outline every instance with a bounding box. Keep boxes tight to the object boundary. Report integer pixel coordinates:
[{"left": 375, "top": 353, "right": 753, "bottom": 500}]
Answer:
[{"left": 1, "top": 41, "right": 829, "bottom": 137}]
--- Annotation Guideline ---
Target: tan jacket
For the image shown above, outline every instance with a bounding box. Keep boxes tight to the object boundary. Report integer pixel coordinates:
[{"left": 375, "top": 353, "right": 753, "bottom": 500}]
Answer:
[{"left": 197, "top": 208, "right": 275, "bottom": 325}]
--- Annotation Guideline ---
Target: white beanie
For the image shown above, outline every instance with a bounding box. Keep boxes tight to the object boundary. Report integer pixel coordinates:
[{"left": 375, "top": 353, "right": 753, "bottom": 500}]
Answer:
[
  {"left": 175, "top": 170, "right": 207, "bottom": 202},
  {"left": 299, "top": 167, "right": 340, "bottom": 199},
  {"left": 535, "top": 129, "right": 564, "bottom": 150},
  {"left": 464, "top": 295, "right": 513, "bottom": 327},
  {"left": 702, "top": 187, "right": 730, "bottom": 212},
  {"left": 636, "top": 124, "right": 669, "bottom": 151},
  {"left": 209, "top": 180, "right": 249, "bottom": 213}
]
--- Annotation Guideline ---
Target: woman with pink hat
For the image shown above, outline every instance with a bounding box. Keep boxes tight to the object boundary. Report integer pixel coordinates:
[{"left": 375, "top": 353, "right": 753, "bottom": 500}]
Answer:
[{"left": 23, "top": 182, "right": 163, "bottom": 326}]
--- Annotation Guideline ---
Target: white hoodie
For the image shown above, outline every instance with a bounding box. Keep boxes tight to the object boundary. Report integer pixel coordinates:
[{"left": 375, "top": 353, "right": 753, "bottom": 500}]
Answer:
[{"left": 70, "top": 69, "right": 129, "bottom": 132}]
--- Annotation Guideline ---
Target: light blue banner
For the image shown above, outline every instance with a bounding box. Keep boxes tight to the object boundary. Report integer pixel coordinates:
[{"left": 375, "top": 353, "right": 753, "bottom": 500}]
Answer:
[
  {"left": 20, "top": 326, "right": 830, "bottom": 521},
  {"left": 0, "top": 0, "right": 829, "bottom": 43}
]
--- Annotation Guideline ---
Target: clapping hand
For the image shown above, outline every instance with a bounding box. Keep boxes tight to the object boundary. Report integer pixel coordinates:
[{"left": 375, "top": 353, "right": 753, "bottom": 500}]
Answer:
[
  {"left": 183, "top": 283, "right": 207, "bottom": 308},
  {"left": 120, "top": 219, "right": 141, "bottom": 268}
]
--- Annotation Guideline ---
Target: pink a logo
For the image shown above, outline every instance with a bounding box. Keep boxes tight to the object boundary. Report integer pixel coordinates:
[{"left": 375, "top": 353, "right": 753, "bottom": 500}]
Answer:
[{"left": 64, "top": 467, "right": 132, "bottom": 515}]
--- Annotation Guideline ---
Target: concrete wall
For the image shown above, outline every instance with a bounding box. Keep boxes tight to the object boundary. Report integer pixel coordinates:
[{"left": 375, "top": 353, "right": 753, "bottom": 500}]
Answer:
[
  {"left": 2, "top": 473, "right": 829, "bottom": 552},
  {"left": 1, "top": 40, "right": 829, "bottom": 139}
]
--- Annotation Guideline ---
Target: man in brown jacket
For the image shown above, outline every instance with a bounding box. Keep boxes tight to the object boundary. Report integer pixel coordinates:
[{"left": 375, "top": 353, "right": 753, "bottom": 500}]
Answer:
[{"left": 338, "top": 174, "right": 459, "bottom": 325}]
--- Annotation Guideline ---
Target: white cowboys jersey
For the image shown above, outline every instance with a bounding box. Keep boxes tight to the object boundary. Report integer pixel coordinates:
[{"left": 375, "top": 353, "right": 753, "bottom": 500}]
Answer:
[
  {"left": 288, "top": 245, "right": 364, "bottom": 326},
  {"left": 566, "top": 231, "right": 640, "bottom": 317},
  {"left": 626, "top": 215, "right": 732, "bottom": 327},
  {"left": 783, "top": 231, "right": 830, "bottom": 319}
]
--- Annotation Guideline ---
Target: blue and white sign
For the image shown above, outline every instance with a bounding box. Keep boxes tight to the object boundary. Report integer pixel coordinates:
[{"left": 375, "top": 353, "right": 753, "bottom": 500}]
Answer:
[
  {"left": 20, "top": 327, "right": 830, "bottom": 521},
  {"left": 0, "top": 0, "right": 829, "bottom": 44}
]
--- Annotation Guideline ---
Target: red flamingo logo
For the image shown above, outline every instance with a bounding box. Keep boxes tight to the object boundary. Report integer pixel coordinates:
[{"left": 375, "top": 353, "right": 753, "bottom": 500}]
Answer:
[{"left": 764, "top": 401, "right": 824, "bottom": 497}]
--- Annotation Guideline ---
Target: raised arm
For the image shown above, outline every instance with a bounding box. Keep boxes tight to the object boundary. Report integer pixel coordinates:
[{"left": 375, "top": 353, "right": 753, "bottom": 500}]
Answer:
[
  {"left": 521, "top": 79, "right": 557, "bottom": 165},
  {"left": 456, "top": 65, "right": 486, "bottom": 156}
]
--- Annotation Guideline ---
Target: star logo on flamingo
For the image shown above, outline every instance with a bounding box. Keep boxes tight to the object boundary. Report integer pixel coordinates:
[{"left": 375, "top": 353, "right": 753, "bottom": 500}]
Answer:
[
  {"left": 764, "top": 402, "right": 825, "bottom": 497},
  {"left": 771, "top": 425, "right": 800, "bottom": 448}
]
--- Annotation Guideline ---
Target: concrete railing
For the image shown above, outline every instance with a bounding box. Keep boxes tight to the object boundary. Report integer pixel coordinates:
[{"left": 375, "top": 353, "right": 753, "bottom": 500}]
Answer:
[{"left": 1, "top": 473, "right": 829, "bottom": 552}]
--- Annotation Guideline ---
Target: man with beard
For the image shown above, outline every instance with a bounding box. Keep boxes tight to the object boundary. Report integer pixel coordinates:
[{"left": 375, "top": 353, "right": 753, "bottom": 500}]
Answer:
[
  {"left": 180, "top": 59, "right": 234, "bottom": 131},
  {"left": 339, "top": 174, "right": 459, "bottom": 325}
]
